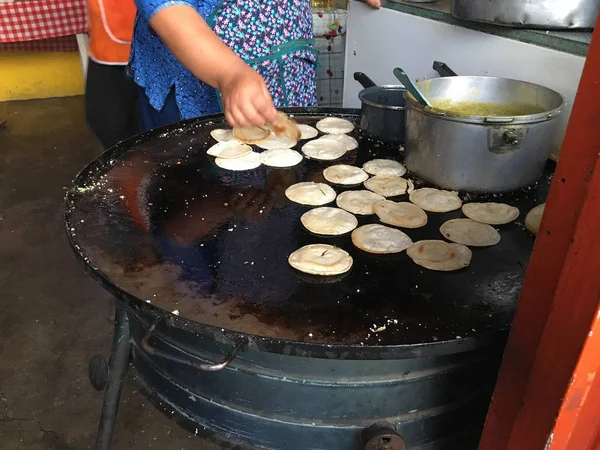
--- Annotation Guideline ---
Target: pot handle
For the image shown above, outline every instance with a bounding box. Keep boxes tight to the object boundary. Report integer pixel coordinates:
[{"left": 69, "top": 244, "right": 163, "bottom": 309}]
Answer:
[
  {"left": 141, "top": 315, "right": 248, "bottom": 372},
  {"left": 488, "top": 127, "right": 528, "bottom": 154},
  {"left": 354, "top": 72, "right": 378, "bottom": 89},
  {"left": 433, "top": 61, "right": 457, "bottom": 77}
]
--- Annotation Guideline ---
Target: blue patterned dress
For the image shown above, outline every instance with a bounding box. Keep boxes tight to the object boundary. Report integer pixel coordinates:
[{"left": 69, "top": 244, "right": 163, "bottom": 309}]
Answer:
[{"left": 130, "top": 0, "right": 318, "bottom": 124}]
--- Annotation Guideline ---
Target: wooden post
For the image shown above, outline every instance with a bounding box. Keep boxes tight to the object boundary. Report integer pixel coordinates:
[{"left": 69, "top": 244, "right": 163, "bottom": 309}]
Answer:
[{"left": 478, "top": 15, "right": 600, "bottom": 450}]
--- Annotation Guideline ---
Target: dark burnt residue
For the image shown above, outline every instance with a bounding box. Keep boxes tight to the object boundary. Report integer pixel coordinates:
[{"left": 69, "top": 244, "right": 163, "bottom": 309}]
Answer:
[{"left": 65, "top": 110, "right": 552, "bottom": 348}]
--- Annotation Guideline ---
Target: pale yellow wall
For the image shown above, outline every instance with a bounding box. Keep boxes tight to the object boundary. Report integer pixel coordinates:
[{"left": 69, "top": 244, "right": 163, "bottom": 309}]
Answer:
[{"left": 0, "top": 51, "right": 84, "bottom": 102}]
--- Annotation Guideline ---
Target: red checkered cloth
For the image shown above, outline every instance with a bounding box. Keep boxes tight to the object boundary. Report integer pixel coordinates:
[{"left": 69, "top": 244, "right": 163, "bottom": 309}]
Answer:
[
  {"left": 0, "top": 0, "right": 87, "bottom": 43},
  {"left": 0, "top": 35, "right": 79, "bottom": 51}
]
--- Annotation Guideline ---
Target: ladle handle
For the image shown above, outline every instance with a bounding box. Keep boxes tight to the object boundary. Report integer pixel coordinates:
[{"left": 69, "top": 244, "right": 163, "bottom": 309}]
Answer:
[
  {"left": 142, "top": 315, "right": 248, "bottom": 372},
  {"left": 354, "top": 72, "right": 378, "bottom": 89},
  {"left": 433, "top": 61, "right": 457, "bottom": 77},
  {"left": 393, "top": 67, "right": 431, "bottom": 107}
]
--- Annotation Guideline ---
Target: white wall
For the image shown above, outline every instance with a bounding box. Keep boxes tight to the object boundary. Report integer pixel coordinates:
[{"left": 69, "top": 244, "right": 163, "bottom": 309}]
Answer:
[{"left": 343, "top": 0, "right": 586, "bottom": 158}]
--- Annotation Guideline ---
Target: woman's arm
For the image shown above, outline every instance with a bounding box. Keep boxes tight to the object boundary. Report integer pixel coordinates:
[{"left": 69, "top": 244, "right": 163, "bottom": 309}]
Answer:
[{"left": 147, "top": 4, "right": 277, "bottom": 127}]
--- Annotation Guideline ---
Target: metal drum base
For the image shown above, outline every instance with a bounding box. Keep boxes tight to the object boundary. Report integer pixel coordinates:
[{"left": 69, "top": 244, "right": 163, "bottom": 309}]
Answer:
[
  {"left": 127, "top": 309, "right": 498, "bottom": 450},
  {"left": 131, "top": 356, "right": 486, "bottom": 450}
]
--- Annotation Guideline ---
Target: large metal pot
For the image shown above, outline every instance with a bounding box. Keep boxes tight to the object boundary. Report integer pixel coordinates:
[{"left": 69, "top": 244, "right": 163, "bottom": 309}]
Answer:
[
  {"left": 404, "top": 76, "right": 565, "bottom": 193},
  {"left": 451, "top": 0, "right": 600, "bottom": 29},
  {"left": 354, "top": 72, "right": 406, "bottom": 144}
]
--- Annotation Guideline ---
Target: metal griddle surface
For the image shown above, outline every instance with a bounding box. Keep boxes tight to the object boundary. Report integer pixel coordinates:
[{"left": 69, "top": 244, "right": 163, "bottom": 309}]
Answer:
[{"left": 66, "top": 109, "right": 550, "bottom": 348}]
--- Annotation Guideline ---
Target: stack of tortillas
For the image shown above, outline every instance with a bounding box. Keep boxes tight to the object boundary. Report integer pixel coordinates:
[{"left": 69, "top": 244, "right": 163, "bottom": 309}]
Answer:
[
  {"left": 207, "top": 141, "right": 252, "bottom": 159},
  {"left": 407, "top": 240, "right": 472, "bottom": 272},
  {"left": 207, "top": 141, "right": 262, "bottom": 171}
]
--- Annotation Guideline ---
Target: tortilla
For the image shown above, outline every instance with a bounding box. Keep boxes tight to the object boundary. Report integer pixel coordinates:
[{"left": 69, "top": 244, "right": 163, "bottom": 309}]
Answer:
[
  {"left": 285, "top": 182, "right": 337, "bottom": 206},
  {"left": 302, "top": 139, "right": 346, "bottom": 160},
  {"left": 525, "top": 203, "right": 545, "bottom": 235},
  {"left": 364, "top": 175, "right": 411, "bottom": 197},
  {"left": 323, "top": 164, "right": 369, "bottom": 186},
  {"left": 207, "top": 141, "right": 253, "bottom": 159},
  {"left": 298, "top": 124, "right": 319, "bottom": 140},
  {"left": 362, "top": 159, "right": 407, "bottom": 177},
  {"left": 215, "top": 151, "right": 262, "bottom": 171},
  {"left": 260, "top": 148, "right": 303, "bottom": 168},
  {"left": 301, "top": 207, "right": 358, "bottom": 236},
  {"left": 336, "top": 190, "right": 385, "bottom": 215},
  {"left": 256, "top": 134, "right": 297, "bottom": 150},
  {"left": 374, "top": 200, "right": 428, "bottom": 229},
  {"left": 462, "top": 202, "right": 520, "bottom": 225},
  {"left": 232, "top": 126, "right": 270, "bottom": 144},
  {"left": 288, "top": 244, "right": 353, "bottom": 276},
  {"left": 319, "top": 134, "right": 359, "bottom": 151},
  {"left": 267, "top": 111, "right": 302, "bottom": 141},
  {"left": 407, "top": 240, "right": 472, "bottom": 272},
  {"left": 440, "top": 218, "right": 501, "bottom": 247},
  {"left": 409, "top": 188, "right": 462, "bottom": 213},
  {"left": 210, "top": 128, "right": 235, "bottom": 142},
  {"left": 316, "top": 117, "right": 355, "bottom": 135},
  {"left": 351, "top": 224, "right": 413, "bottom": 254}
]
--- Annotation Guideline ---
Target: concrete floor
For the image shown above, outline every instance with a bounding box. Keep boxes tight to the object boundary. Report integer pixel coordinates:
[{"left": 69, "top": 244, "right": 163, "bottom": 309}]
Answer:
[{"left": 0, "top": 97, "right": 220, "bottom": 449}]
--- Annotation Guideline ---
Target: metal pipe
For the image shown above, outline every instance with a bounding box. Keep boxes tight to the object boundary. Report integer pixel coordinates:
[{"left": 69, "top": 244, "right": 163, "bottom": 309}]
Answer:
[{"left": 95, "top": 303, "right": 132, "bottom": 450}]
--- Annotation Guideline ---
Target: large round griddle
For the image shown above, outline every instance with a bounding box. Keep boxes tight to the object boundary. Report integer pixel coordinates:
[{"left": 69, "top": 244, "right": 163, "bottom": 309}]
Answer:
[{"left": 65, "top": 108, "right": 551, "bottom": 359}]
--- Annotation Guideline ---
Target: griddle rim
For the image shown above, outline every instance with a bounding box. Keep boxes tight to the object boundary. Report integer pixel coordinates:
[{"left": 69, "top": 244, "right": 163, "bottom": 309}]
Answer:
[{"left": 64, "top": 108, "right": 509, "bottom": 360}]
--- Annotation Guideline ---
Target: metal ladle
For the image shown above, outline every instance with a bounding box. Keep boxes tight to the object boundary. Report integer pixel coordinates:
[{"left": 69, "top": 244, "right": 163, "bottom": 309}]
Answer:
[{"left": 393, "top": 67, "right": 431, "bottom": 107}]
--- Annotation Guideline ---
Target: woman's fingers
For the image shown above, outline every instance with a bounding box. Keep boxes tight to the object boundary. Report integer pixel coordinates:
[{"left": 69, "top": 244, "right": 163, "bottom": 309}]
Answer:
[
  {"left": 238, "top": 101, "right": 266, "bottom": 128},
  {"left": 221, "top": 66, "right": 277, "bottom": 128},
  {"left": 254, "top": 86, "right": 277, "bottom": 124}
]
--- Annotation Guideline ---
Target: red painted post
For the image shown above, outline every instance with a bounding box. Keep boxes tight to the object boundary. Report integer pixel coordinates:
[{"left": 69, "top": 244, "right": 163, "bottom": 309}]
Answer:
[
  {"left": 549, "top": 305, "right": 600, "bottom": 450},
  {"left": 478, "top": 15, "right": 600, "bottom": 450}
]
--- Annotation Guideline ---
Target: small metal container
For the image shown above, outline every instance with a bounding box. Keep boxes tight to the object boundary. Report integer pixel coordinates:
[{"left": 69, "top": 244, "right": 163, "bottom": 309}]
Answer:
[
  {"left": 358, "top": 85, "right": 406, "bottom": 144},
  {"left": 451, "top": 0, "right": 600, "bottom": 29},
  {"left": 404, "top": 76, "right": 565, "bottom": 193},
  {"left": 355, "top": 72, "right": 406, "bottom": 144}
]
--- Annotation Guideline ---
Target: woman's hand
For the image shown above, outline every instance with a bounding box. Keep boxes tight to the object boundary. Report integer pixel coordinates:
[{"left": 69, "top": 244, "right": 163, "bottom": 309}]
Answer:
[
  {"left": 150, "top": 5, "right": 277, "bottom": 128},
  {"left": 218, "top": 63, "right": 278, "bottom": 128},
  {"left": 366, "top": 0, "right": 381, "bottom": 8}
]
